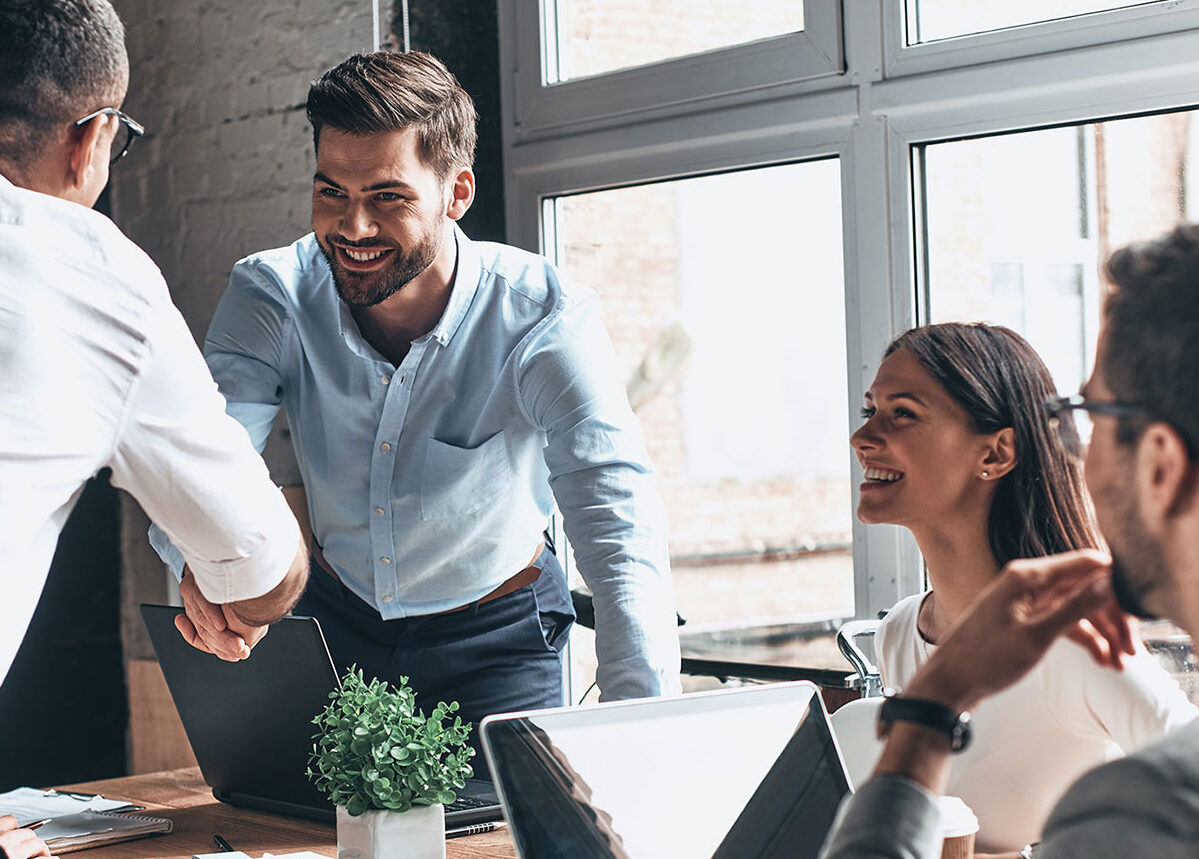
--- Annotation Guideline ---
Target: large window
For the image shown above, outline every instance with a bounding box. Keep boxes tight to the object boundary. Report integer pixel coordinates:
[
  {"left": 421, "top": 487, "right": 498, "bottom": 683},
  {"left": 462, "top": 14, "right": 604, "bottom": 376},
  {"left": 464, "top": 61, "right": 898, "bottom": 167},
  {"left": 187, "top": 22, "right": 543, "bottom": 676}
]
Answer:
[
  {"left": 906, "top": 0, "right": 1162, "bottom": 44},
  {"left": 547, "top": 0, "right": 804, "bottom": 82},
  {"left": 922, "top": 110, "right": 1199, "bottom": 395},
  {"left": 499, "top": 0, "right": 1199, "bottom": 700},
  {"left": 548, "top": 163, "right": 852, "bottom": 695}
]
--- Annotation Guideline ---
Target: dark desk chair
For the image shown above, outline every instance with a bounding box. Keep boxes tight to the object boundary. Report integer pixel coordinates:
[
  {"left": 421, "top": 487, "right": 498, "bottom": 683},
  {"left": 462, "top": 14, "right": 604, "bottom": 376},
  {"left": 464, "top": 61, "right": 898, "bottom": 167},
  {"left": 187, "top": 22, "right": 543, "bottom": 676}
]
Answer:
[{"left": 569, "top": 590, "right": 861, "bottom": 709}]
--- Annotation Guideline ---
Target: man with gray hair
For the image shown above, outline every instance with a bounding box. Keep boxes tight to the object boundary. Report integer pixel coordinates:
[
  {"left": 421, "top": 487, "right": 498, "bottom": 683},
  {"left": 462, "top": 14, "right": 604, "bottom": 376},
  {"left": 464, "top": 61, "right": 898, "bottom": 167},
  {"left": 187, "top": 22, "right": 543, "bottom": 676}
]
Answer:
[{"left": 0, "top": 5, "right": 310, "bottom": 851}]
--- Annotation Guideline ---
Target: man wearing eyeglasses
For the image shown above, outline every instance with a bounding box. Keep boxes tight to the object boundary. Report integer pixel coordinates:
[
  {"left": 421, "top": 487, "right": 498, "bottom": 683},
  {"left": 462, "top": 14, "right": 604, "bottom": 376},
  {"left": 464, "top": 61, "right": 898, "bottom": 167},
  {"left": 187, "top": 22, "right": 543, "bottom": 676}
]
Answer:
[
  {"left": 0, "top": 0, "right": 310, "bottom": 812},
  {"left": 820, "top": 226, "right": 1199, "bottom": 858}
]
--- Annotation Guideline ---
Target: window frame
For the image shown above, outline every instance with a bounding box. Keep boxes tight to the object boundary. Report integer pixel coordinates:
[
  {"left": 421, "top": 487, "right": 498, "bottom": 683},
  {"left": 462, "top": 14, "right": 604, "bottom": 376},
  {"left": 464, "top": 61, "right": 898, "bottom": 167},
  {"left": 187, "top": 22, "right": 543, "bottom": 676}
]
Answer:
[
  {"left": 498, "top": 0, "right": 843, "bottom": 144},
  {"left": 498, "top": 0, "right": 1199, "bottom": 626}
]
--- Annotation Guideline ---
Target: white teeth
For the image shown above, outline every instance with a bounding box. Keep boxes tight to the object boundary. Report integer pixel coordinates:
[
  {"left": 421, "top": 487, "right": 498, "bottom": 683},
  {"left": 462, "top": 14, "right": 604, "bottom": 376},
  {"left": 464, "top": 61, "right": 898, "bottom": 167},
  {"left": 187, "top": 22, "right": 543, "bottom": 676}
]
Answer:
[
  {"left": 345, "top": 248, "right": 385, "bottom": 262},
  {"left": 864, "top": 466, "right": 904, "bottom": 482}
]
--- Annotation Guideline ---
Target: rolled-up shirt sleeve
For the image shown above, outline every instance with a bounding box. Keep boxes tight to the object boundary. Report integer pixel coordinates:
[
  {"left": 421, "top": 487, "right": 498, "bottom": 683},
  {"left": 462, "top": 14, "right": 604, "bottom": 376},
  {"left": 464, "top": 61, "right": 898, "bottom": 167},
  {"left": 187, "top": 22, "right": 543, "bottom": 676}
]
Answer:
[
  {"left": 518, "top": 294, "right": 681, "bottom": 700},
  {"left": 116, "top": 286, "right": 299, "bottom": 604}
]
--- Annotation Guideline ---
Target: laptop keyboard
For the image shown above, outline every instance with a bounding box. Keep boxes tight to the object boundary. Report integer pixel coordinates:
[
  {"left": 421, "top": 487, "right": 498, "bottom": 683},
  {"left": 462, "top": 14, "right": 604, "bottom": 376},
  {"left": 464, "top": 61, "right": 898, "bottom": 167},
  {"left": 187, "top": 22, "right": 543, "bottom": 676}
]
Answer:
[{"left": 448, "top": 794, "right": 495, "bottom": 811}]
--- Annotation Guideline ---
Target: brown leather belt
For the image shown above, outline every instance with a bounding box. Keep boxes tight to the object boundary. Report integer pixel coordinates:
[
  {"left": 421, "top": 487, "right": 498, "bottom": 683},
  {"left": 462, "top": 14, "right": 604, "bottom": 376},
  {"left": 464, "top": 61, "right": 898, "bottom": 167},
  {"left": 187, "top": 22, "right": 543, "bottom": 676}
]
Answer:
[{"left": 311, "top": 540, "right": 543, "bottom": 615}]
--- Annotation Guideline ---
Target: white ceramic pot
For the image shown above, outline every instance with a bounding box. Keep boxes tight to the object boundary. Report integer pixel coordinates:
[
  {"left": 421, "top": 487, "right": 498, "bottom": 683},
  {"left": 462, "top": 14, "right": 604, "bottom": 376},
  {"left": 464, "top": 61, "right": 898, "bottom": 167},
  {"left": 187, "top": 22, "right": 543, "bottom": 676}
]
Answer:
[{"left": 336, "top": 803, "right": 446, "bottom": 859}]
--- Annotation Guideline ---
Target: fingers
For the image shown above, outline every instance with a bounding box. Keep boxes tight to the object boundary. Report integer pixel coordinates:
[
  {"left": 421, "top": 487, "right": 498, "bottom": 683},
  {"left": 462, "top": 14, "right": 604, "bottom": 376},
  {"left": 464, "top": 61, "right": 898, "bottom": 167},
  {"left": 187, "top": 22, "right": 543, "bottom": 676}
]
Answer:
[
  {"left": 1026, "top": 571, "right": 1113, "bottom": 644},
  {"left": 222, "top": 605, "right": 269, "bottom": 654},
  {"left": 1085, "top": 603, "right": 1131, "bottom": 668},
  {"left": 178, "top": 570, "right": 250, "bottom": 661},
  {"left": 0, "top": 815, "right": 15, "bottom": 833},
  {"left": 1003, "top": 549, "right": 1112, "bottom": 596},
  {"left": 180, "top": 568, "right": 227, "bottom": 635},
  {"left": 0, "top": 827, "right": 52, "bottom": 858},
  {"left": 173, "top": 612, "right": 209, "bottom": 653},
  {"left": 1065, "top": 621, "right": 1118, "bottom": 669}
]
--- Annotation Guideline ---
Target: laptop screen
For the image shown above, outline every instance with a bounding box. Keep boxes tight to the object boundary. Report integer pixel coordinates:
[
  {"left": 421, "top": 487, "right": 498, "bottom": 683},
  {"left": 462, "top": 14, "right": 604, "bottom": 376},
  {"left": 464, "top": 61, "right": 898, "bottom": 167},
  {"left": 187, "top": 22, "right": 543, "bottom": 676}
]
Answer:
[{"left": 480, "top": 680, "right": 850, "bottom": 859}]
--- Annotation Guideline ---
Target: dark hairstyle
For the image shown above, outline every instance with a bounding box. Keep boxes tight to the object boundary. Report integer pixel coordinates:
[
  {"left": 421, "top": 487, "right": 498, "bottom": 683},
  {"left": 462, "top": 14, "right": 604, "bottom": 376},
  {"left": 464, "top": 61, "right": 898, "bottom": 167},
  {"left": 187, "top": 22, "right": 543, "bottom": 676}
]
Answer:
[
  {"left": 0, "top": 0, "right": 128, "bottom": 166},
  {"left": 306, "top": 51, "right": 477, "bottom": 178},
  {"left": 1102, "top": 224, "right": 1199, "bottom": 455},
  {"left": 885, "top": 323, "right": 1099, "bottom": 566}
]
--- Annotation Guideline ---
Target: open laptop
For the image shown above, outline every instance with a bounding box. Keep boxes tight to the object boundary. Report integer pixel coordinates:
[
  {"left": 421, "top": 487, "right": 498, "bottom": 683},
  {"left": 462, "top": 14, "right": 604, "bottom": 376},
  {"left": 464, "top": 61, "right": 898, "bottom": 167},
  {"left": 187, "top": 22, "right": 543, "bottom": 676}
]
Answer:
[
  {"left": 480, "top": 680, "right": 851, "bottom": 859},
  {"left": 141, "top": 604, "right": 502, "bottom": 827}
]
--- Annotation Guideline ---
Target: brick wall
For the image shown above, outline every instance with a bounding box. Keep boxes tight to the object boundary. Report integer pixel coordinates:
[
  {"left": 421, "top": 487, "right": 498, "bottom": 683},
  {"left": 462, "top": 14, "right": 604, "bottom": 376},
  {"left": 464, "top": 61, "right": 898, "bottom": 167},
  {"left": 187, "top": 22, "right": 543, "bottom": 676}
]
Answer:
[{"left": 108, "top": 0, "right": 377, "bottom": 667}]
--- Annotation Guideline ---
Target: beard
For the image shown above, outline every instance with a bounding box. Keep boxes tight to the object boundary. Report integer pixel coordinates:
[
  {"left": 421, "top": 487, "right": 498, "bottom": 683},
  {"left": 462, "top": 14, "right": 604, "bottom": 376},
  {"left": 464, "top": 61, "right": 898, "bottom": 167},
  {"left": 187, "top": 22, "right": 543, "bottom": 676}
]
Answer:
[
  {"left": 1110, "top": 550, "right": 1161, "bottom": 620},
  {"left": 1106, "top": 488, "right": 1167, "bottom": 620},
  {"left": 319, "top": 228, "right": 442, "bottom": 307}
]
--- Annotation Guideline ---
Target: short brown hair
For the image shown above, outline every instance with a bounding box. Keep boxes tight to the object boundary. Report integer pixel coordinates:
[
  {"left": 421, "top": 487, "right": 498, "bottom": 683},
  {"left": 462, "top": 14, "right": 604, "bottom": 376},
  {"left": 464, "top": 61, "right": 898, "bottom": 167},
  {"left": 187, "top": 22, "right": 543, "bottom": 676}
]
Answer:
[
  {"left": 1103, "top": 224, "right": 1199, "bottom": 455},
  {"left": 306, "top": 51, "right": 477, "bottom": 178}
]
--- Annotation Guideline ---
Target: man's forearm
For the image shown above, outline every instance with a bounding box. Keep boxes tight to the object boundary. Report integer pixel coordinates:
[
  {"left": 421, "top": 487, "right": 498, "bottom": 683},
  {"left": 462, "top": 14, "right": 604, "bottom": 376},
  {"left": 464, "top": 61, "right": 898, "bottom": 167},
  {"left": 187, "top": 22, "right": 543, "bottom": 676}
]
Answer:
[{"left": 226, "top": 538, "right": 309, "bottom": 626}]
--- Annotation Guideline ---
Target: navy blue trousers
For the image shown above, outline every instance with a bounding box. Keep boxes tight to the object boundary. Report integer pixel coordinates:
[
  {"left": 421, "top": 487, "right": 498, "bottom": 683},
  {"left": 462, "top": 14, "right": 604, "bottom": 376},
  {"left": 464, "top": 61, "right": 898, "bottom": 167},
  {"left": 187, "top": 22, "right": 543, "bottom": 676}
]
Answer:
[{"left": 294, "top": 540, "right": 575, "bottom": 771}]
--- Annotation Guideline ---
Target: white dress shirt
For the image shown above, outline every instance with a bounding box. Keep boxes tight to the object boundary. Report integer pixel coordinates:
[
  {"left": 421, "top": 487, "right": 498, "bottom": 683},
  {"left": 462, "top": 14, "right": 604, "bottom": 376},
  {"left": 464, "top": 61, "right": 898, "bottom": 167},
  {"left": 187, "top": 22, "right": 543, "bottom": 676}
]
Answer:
[{"left": 0, "top": 173, "right": 300, "bottom": 682}]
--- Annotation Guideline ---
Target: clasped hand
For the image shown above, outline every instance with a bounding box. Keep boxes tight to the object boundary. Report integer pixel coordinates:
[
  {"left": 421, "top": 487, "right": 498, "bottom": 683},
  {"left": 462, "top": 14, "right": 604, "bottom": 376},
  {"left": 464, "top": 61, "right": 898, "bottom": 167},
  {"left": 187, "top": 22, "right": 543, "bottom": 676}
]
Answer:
[{"left": 174, "top": 568, "right": 269, "bottom": 661}]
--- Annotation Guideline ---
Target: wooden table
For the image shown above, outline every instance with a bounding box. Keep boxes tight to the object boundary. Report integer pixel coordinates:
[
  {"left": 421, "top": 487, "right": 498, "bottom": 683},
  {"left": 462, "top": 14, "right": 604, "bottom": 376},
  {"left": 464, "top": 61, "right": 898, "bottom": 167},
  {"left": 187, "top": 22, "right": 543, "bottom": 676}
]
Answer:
[{"left": 59, "top": 768, "right": 517, "bottom": 858}]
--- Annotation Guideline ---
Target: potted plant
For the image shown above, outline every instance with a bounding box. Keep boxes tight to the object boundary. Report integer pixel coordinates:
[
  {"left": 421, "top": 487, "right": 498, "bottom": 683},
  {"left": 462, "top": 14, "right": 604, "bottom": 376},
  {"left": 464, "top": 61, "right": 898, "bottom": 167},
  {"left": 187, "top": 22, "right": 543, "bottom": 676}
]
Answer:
[{"left": 307, "top": 667, "right": 475, "bottom": 859}]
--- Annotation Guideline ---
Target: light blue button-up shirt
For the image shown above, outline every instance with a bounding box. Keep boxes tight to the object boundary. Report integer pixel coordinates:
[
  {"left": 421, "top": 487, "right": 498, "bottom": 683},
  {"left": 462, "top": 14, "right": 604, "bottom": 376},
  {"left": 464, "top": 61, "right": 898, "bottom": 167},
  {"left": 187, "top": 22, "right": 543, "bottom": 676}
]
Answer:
[{"left": 153, "top": 228, "right": 680, "bottom": 700}]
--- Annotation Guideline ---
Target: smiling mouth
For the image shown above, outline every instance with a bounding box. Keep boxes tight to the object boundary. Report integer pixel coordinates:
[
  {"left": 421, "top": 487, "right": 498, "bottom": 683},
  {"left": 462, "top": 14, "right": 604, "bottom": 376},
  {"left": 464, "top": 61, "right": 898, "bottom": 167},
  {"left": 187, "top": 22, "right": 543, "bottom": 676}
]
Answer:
[
  {"left": 863, "top": 466, "right": 904, "bottom": 484},
  {"left": 333, "top": 244, "right": 395, "bottom": 270}
]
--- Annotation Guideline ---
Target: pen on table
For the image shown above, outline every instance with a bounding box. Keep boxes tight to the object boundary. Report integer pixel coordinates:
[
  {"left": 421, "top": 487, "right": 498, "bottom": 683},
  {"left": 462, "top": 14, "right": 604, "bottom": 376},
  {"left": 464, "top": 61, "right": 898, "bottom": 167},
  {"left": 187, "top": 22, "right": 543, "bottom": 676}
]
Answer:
[
  {"left": 446, "top": 820, "right": 506, "bottom": 839},
  {"left": 213, "top": 833, "right": 235, "bottom": 852}
]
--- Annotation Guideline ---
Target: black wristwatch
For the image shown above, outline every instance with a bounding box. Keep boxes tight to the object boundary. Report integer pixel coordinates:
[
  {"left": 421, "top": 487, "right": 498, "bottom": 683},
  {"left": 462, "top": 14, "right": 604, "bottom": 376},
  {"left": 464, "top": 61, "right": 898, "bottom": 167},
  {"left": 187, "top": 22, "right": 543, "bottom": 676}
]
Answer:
[{"left": 877, "top": 694, "right": 973, "bottom": 752}]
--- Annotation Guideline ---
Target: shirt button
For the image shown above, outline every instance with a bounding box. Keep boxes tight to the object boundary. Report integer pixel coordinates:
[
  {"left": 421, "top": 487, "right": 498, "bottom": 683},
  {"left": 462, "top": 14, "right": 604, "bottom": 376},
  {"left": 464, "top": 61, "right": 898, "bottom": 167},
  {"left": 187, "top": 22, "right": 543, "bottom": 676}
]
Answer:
[
  {"left": 380, "top": 442, "right": 391, "bottom": 452},
  {"left": 380, "top": 556, "right": 392, "bottom": 564},
  {"left": 375, "top": 507, "right": 385, "bottom": 516},
  {"left": 381, "top": 374, "right": 391, "bottom": 385},
  {"left": 382, "top": 594, "right": 394, "bottom": 603}
]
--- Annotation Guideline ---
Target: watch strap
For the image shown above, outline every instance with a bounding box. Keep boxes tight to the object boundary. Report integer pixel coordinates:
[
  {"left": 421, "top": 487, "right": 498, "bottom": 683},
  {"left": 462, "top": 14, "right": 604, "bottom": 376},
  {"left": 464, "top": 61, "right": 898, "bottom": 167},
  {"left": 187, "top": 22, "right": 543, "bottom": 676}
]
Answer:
[{"left": 877, "top": 695, "right": 972, "bottom": 752}]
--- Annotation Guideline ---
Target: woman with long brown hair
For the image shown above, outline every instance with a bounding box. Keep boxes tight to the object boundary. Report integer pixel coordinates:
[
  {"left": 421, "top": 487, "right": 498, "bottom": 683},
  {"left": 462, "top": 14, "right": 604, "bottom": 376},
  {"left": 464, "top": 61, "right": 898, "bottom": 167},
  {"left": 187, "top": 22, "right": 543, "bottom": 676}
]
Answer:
[{"left": 852, "top": 322, "right": 1196, "bottom": 855}]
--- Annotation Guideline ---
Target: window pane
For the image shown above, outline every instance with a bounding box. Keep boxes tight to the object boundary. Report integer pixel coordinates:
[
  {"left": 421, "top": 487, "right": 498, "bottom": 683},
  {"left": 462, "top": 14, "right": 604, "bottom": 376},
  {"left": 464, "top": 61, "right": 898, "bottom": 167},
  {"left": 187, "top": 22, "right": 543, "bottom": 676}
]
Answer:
[
  {"left": 547, "top": 0, "right": 804, "bottom": 83},
  {"left": 549, "top": 161, "right": 851, "bottom": 699},
  {"left": 907, "top": 0, "right": 1161, "bottom": 44},
  {"left": 920, "top": 108, "right": 1199, "bottom": 703}
]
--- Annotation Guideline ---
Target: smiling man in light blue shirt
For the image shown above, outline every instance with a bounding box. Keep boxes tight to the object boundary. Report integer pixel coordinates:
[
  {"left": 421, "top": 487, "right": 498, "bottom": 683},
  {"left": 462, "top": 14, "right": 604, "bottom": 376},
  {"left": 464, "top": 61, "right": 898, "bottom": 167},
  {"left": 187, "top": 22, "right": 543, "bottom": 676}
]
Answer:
[{"left": 156, "top": 51, "right": 681, "bottom": 742}]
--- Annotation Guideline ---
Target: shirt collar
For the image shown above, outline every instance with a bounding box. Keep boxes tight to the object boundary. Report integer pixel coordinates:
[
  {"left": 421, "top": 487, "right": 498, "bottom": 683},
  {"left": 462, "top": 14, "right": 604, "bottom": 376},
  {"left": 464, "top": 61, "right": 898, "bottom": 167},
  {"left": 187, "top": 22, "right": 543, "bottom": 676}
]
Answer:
[
  {"left": 331, "top": 226, "right": 480, "bottom": 360},
  {"left": 429, "top": 225, "right": 480, "bottom": 347}
]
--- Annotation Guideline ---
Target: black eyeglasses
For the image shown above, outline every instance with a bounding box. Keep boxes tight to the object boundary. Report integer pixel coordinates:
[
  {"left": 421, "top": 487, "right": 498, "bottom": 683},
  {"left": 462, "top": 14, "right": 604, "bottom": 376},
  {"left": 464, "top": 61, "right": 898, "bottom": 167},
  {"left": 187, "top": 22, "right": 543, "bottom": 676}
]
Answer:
[
  {"left": 73, "top": 107, "right": 145, "bottom": 164},
  {"left": 1045, "top": 394, "right": 1147, "bottom": 460}
]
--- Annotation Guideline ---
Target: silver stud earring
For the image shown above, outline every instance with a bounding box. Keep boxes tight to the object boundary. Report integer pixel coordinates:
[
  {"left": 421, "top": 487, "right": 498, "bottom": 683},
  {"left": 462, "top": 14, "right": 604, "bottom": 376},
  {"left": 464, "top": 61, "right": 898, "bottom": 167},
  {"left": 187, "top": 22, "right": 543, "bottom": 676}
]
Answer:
[{"left": 981, "top": 471, "right": 989, "bottom": 479}]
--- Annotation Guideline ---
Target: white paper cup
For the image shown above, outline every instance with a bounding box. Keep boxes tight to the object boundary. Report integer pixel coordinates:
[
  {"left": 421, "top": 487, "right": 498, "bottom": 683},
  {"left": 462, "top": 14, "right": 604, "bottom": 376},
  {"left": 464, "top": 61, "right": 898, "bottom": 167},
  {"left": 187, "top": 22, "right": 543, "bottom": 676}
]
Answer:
[{"left": 938, "top": 796, "right": 979, "bottom": 859}]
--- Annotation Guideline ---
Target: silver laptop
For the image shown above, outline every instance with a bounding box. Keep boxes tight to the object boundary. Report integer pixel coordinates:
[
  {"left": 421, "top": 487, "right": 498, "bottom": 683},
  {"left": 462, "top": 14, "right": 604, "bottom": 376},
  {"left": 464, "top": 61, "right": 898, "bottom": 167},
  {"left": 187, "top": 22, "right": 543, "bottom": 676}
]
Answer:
[
  {"left": 141, "top": 604, "right": 502, "bottom": 828},
  {"left": 480, "top": 680, "right": 851, "bottom": 859}
]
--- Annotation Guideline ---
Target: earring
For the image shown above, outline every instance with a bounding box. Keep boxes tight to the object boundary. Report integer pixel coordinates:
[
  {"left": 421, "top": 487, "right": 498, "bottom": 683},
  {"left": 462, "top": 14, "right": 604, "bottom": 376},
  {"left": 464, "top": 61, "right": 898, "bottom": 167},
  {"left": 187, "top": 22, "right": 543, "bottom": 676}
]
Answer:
[{"left": 981, "top": 471, "right": 989, "bottom": 479}]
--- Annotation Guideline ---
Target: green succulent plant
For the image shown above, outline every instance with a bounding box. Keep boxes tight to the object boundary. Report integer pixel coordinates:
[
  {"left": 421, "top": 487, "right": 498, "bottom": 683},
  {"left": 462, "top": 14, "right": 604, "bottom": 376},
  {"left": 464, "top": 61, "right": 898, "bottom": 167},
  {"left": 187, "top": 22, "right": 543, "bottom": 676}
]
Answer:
[{"left": 307, "top": 667, "right": 474, "bottom": 816}]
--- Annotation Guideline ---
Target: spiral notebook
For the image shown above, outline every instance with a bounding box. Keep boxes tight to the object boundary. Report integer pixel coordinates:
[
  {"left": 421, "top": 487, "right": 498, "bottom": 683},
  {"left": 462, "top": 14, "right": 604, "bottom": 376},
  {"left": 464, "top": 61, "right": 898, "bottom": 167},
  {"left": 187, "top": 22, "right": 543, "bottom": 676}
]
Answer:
[{"left": 26, "top": 809, "right": 172, "bottom": 853}]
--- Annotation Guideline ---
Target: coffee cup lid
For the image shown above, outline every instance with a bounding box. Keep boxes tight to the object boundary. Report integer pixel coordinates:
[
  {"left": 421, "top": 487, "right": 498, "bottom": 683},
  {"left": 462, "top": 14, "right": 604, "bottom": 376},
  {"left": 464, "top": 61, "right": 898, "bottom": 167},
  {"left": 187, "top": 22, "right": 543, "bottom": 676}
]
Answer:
[{"left": 938, "top": 796, "right": 979, "bottom": 838}]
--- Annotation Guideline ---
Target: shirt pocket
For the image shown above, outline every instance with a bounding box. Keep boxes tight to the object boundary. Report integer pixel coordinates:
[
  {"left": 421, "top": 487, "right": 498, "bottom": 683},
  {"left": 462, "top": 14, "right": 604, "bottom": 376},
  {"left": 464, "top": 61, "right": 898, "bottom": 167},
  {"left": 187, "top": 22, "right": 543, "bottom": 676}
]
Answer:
[{"left": 420, "top": 431, "right": 511, "bottom": 520}]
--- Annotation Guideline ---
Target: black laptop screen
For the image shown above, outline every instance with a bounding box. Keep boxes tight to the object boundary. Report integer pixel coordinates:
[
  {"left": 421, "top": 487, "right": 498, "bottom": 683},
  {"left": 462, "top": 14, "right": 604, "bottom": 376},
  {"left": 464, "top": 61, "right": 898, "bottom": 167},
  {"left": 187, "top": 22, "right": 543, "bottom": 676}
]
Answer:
[{"left": 481, "top": 681, "right": 850, "bottom": 859}]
